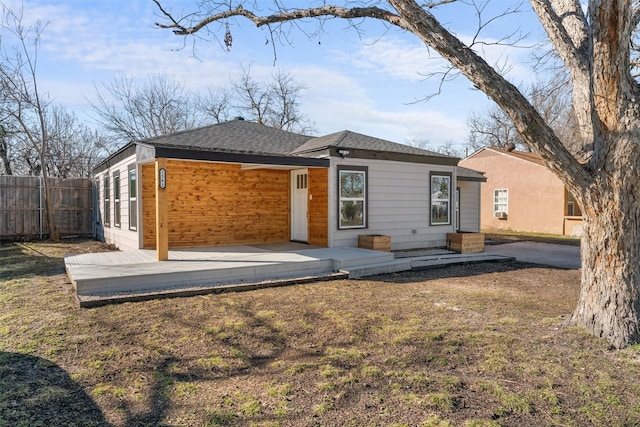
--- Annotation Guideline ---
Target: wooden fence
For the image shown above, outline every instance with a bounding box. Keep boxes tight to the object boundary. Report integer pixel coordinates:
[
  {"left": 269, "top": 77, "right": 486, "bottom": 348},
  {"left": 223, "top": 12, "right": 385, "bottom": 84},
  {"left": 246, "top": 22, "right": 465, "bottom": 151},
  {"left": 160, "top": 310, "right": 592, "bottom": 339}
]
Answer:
[{"left": 0, "top": 175, "right": 93, "bottom": 241}]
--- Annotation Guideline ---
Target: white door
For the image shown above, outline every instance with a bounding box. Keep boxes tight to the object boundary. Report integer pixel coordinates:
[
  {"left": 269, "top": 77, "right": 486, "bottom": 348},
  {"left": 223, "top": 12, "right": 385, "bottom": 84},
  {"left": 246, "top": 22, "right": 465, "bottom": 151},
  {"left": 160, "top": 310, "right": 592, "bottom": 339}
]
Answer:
[{"left": 291, "top": 169, "right": 309, "bottom": 242}]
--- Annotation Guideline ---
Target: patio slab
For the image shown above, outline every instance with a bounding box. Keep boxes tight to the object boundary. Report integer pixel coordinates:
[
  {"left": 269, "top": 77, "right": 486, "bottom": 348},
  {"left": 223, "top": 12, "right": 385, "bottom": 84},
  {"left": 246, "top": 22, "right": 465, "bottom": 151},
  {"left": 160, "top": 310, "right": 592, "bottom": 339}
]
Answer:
[
  {"left": 65, "top": 245, "right": 397, "bottom": 306},
  {"left": 65, "top": 243, "right": 517, "bottom": 307}
]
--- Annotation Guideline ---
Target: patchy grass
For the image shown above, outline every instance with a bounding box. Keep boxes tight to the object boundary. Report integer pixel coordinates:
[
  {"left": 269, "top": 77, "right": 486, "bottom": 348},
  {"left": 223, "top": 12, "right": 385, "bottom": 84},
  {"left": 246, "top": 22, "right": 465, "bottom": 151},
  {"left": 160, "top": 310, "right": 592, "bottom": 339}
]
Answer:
[
  {"left": 485, "top": 230, "right": 581, "bottom": 246},
  {"left": 2, "top": 239, "right": 640, "bottom": 426}
]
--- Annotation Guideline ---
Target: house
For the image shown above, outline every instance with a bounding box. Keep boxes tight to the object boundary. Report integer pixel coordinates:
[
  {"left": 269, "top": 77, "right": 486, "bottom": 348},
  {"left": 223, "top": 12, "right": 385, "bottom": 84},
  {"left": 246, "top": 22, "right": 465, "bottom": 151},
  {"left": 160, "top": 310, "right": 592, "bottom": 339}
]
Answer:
[
  {"left": 92, "top": 119, "right": 486, "bottom": 255},
  {"left": 459, "top": 146, "right": 583, "bottom": 236}
]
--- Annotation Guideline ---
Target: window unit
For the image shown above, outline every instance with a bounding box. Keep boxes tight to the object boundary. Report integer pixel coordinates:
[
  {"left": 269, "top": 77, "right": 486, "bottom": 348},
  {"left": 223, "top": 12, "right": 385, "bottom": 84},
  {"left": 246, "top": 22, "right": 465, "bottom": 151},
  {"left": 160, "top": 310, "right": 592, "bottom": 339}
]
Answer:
[
  {"left": 337, "top": 166, "right": 367, "bottom": 229},
  {"left": 113, "top": 172, "right": 121, "bottom": 228},
  {"left": 430, "top": 172, "right": 452, "bottom": 225},
  {"left": 103, "top": 175, "right": 110, "bottom": 227},
  {"left": 494, "top": 189, "right": 508, "bottom": 218},
  {"left": 128, "top": 164, "right": 137, "bottom": 230}
]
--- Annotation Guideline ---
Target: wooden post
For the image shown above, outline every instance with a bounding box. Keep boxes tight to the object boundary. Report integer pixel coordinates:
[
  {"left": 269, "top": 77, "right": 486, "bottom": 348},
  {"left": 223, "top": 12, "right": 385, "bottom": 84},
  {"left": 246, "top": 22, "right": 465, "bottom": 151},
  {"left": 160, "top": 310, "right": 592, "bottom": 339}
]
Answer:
[{"left": 155, "top": 158, "right": 169, "bottom": 261}]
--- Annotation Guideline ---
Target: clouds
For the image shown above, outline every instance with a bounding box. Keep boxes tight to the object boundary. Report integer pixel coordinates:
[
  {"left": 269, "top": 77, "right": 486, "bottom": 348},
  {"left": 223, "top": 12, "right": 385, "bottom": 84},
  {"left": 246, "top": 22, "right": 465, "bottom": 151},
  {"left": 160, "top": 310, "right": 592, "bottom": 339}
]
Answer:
[
  {"left": 7, "top": 0, "right": 543, "bottom": 149},
  {"left": 330, "top": 36, "right": 448, "bottom": 81}
]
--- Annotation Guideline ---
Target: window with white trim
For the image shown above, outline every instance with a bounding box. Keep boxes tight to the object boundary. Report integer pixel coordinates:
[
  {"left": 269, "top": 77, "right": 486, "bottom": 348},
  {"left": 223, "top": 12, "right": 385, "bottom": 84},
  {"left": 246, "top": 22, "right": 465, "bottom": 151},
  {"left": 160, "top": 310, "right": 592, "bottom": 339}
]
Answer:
[
  {"left": 103, "top": 175, "right": 110, "bottom": 227},
  {"left": 494, "top": 189, "right": 508, "bottom": 214},
  {"left": 338, "top": 166, "right": 367, "bottom": 229},
  {"left": 430, "top": 173, "right": 451, "bottom": 225},
  {"left": 94, "top": 179, "right": 101, "bottom": 225},
  {"left": 113, "top": 172, "right": 121, "bottom": 228},
  {"left": 128, "top": 165, "right": 137, "bottom": 230}
]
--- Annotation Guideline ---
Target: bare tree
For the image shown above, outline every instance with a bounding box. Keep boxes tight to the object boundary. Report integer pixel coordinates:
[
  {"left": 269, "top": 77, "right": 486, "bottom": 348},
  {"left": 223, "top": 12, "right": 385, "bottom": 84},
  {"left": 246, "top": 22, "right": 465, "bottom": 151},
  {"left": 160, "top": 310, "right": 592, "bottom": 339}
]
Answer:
[
  {"left": 91, "top": 73, "right": 200, "bottom": 142},
  {"left": 0, "top": 124, "right": 11, "bottom": 174},
  {"left": 466, "top": 105, "right": 526, "bottom": 151},
  {"left": 266, "top": 69, "right": 316, "bottom": 134},
  {"left": 198, "top": 64, "right": 316, "bottom": 133},
  {"left": 231, "top": 64, "right": 272, "bottom": 125},
  {"left": 467, "top": 71, "right": 577, "bottom": 154},
  {"left": 196, "top": 86, "right": 233, "bottom": 123},
  {"left": 0, "top": 6, "right": 58, "bottom": 239},
  {"left": 155, "top": 0, "right": 640, "bottom": 348},
  {"left": 406, "top": 137, "right": 463, "bottom": 157},
  {"left": 46, "top": 106, "right": 112, "bottom": 178}
]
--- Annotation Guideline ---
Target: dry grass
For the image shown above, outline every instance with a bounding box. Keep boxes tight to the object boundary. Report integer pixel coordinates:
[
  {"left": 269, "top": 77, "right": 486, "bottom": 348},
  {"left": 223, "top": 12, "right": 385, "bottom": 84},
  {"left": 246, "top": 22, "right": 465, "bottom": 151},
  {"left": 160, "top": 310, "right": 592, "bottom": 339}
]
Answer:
[{"left": 2, "top": 239, "right": 640, "bottom": 426}]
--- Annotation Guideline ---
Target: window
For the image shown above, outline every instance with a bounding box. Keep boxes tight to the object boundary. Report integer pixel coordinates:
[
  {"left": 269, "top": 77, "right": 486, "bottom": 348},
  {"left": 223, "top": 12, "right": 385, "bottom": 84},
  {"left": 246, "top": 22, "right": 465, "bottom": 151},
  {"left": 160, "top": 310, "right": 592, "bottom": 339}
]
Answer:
[
  {"left": 94, "top": 179, "right": 101, "bottom": 225},
  {"left": 494, "top": 189, "right": 508, "bottom": 214},
  {"left": 296, "top": 173, "right": 308, "bottom": 189},
  {"left": 338, "top": 166, "right": 367, "bottom": 229},
  {"left": 430, "top": 173, "right": 451, "bottom": 225},
  {"left": 103, "top": 175, "right": 110, "bottom": 227},
  {"left": 128, "top": 164, "right": 137, "bottom": 230},
  {"left": 113, "top": 172, "right": 121, "bottom": 228},
  {"left": 566, "top": 190, "right": 581, "bottom": 217}
]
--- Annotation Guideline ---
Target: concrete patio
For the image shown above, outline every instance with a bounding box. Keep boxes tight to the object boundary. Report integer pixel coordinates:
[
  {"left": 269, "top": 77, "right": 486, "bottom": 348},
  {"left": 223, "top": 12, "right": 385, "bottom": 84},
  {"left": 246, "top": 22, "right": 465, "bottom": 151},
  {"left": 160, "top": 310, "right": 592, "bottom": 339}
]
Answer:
[{"left": 65, "top": 242, "right": 513, "bottom": 307}]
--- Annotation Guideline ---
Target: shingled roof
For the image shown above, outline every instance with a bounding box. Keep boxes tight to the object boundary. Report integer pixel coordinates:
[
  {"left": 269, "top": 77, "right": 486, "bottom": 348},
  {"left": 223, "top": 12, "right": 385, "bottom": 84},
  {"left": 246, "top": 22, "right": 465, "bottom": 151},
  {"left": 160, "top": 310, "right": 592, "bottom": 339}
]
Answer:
[
  {"left": 457, "top": 166, "right": 486, "bottom": 182},
  {"left": 94, "top": 119, "right": 467, "bottom": 174},
  {"left": 140, "top": 120, "right": 458, "bottom": 160},
  {"left": 140, "top": 119, "right": 312, "bottom": 157},
  {"left": 291, "top": 130, "right": 452, "bottom": 158}
]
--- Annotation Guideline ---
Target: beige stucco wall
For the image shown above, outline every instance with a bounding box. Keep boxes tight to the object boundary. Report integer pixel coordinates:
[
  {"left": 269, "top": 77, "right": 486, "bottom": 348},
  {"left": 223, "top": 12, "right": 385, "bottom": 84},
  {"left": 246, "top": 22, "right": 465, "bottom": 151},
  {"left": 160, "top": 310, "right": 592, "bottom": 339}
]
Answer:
[{"left": 459, "top": 150, "right": 567, "bottom": 235}]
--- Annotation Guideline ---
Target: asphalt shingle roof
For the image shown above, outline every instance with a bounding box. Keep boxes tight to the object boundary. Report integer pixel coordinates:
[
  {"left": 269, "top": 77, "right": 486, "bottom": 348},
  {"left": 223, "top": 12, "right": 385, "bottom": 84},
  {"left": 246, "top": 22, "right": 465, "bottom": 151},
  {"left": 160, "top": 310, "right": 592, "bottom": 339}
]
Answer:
[
  {"left": 292, "top": 130, "right": 454, "bottom": 158},
  {"left": 457, "top": 166, "right": 486, "bottom": 181},
  {"left": 140, "top": 119, "right": 311, "bottom": 156},
  {"left": 137, "top": 119, "right": 458, "bottom": 161}
]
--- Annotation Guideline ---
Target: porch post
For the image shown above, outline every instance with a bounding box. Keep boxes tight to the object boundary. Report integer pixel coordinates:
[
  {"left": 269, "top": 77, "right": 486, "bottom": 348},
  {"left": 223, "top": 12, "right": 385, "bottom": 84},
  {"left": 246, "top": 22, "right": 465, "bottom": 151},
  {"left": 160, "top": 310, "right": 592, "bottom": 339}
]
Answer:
[{"left": 155, "top": 158, "right": 169, "bottom": 261}]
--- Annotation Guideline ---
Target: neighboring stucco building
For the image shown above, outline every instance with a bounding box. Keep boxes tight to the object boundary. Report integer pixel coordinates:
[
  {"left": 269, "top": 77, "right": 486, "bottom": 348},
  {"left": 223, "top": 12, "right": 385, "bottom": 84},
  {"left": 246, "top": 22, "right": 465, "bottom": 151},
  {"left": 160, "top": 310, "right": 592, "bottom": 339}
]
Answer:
[
  {"left": 459, "top": 146, "right": 583, "bottom": 236},
  {"left": 93, "top": 119, "right": 486, "bottom": 253}
]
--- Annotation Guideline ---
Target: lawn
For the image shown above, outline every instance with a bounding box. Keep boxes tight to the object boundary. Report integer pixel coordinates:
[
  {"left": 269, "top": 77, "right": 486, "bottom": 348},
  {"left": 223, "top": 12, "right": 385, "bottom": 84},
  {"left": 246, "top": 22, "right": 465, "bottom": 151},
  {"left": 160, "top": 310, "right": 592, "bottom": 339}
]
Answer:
[{"left": 1, "top": 239, "right": 640, "bottom": 426}]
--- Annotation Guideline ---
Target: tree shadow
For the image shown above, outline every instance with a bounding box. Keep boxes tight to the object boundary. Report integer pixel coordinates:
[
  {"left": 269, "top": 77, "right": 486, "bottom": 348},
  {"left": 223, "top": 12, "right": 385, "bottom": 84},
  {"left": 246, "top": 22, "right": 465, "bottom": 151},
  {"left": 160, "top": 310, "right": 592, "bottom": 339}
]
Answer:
[
  {"left": 0, "top": 243, "right": 66, "bottom": 280},
  {"left": 0, "top": 351, "right": 111, "bottom": 426},
  {"left": 370, "top": 260, "right": 569, "bottom": 284}
]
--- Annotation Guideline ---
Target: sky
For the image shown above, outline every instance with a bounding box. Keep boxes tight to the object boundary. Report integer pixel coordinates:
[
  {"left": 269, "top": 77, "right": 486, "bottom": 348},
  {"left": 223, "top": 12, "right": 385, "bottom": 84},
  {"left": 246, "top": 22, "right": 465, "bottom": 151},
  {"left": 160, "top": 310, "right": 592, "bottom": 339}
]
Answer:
[{"left": 2, "top": 0, "right": 547, "bottom": 152}]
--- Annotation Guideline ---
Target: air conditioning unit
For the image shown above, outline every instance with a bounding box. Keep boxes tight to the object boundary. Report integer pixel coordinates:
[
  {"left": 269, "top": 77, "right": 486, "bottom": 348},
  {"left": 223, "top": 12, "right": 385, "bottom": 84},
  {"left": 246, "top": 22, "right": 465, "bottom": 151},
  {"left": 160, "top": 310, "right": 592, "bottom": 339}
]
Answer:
[{"left": 494, "top": 211, "right": 508, "bottom": 219}]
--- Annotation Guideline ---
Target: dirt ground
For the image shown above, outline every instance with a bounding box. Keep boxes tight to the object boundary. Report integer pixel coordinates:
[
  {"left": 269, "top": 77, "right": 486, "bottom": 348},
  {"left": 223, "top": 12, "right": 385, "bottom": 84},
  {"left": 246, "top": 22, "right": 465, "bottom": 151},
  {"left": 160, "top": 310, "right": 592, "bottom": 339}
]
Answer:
[{"left": 2, "top": 238, "right": 640, "bottom": 427}]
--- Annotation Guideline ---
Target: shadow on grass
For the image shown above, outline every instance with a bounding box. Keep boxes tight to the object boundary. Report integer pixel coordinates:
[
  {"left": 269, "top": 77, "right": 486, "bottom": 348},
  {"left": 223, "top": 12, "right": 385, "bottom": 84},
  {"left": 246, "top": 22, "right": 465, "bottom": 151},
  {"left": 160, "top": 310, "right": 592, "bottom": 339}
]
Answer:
[
  {"left": 372, "top": 260, "right": 565, "bottom": 284},
  {"left": 0, "top": 351, "right": 110, "bottom": 427},
  {"left": 0, "top": 243, "right": 66, "bottom": 280}
]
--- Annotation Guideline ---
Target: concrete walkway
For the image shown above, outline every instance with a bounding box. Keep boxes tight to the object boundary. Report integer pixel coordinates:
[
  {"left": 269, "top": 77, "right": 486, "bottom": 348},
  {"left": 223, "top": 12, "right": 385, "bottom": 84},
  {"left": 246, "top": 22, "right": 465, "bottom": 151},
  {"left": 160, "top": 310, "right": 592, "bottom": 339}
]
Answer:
[{"left": 484, "top": 241, "right": 581, "bottom": 269}]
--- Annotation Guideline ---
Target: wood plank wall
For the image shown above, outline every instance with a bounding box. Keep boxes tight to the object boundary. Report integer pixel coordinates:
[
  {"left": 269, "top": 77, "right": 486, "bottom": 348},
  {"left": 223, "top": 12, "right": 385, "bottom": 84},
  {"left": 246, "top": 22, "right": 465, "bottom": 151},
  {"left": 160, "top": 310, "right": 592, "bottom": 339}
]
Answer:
[
  {"left": 308, "top": 168, "right": 328, "bottom": 246},
  {"left": 142, "top": 161, "right": 291, "bottom": 248},
  {"left": 0, "top": 175, "right": 92, "bottom": 240}
]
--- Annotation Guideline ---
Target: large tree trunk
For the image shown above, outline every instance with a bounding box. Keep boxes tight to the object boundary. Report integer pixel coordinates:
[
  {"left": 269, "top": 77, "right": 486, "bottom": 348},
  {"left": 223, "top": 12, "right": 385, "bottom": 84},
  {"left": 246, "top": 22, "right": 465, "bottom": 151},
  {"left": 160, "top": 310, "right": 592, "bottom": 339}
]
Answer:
[
  {"left": 572, "top": 144, "right": 640, "bottom": 348},
  {"left": 574, "top": 214, "right": 640, "bottom": 348}
]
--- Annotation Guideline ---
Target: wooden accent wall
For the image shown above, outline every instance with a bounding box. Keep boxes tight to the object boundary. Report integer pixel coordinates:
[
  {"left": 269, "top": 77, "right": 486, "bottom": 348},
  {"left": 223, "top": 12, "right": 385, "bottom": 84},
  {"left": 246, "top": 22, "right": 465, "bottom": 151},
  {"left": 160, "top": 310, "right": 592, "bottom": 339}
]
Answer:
[
  {"left": 308, "top": 167, "right": 328, "bottom": 247},
  {"left": 142, "top": 160, "right": 290, "bottom": 248},
  {"left": 142, "top": 163, "right": 156, "bottom": 248}
]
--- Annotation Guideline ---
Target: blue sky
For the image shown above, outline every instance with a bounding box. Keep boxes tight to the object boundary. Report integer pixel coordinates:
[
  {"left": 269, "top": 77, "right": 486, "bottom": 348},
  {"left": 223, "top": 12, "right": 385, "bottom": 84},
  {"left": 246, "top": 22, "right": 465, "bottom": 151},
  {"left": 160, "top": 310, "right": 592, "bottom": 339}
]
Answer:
[{"left": 4, "top": 0, "right": 546, "bottom": 151}]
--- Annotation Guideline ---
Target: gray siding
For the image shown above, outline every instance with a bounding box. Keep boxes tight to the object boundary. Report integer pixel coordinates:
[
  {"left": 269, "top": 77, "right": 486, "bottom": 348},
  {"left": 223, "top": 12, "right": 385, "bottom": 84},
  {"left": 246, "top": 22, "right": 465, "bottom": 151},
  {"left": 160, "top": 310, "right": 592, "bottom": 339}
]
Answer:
[
  {"left": 329, "top": 157, "right": 456, "bottom": 250},
  {"left": 94, "top": 153, "right": 140, "bottom": 251},
  {"left": 458, "top": 180, "right": 481, "bottom": 232}
]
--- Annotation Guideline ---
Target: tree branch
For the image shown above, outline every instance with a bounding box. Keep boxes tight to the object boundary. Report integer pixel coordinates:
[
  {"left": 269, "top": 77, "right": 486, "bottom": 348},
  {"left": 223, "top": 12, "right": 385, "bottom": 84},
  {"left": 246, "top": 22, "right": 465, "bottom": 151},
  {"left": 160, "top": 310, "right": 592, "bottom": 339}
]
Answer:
[
  {"left": 154, "top": 3, "right": 407, "bottom": 35},
  {"left": 530, "top": 0, "right": 590, "bottom": 72}
]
